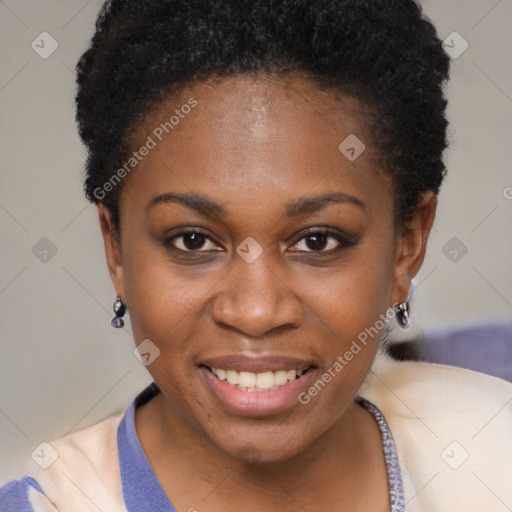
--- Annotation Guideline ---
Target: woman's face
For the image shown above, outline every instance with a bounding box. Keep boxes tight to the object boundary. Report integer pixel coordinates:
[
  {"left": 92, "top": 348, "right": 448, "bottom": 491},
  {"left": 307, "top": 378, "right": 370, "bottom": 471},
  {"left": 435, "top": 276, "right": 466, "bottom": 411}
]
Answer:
[{"left": 100, "top": 75, "right": 434, "bottom": 462}]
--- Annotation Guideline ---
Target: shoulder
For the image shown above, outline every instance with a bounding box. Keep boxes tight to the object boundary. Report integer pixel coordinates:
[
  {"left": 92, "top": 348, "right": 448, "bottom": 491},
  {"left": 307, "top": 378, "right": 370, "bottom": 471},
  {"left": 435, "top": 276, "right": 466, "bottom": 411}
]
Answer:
[
  {"left": 1, "top": 411, "right": 127, "bottom": 512},
  {"left": 362, "top": 351, "right": 512, "bottom": 411},
  {"left": 360, "top": 353, "right": 512, "bottom": 511}
]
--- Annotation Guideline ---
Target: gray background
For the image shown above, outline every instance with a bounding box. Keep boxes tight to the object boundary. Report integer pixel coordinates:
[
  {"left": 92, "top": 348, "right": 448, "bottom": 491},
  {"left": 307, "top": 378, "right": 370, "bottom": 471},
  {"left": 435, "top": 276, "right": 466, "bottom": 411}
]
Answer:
[{"left": 1, "top": 0, "right": 511, "bottom": 483}]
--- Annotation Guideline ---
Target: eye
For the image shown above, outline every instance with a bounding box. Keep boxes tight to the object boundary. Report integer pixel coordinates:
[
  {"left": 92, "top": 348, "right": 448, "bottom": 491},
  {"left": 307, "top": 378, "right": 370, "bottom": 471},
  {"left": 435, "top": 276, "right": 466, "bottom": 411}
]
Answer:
[
  {"left": 288, "top": 229, "right": 354, "bottom": 253},
  {"left": 164, "top": 229, "right": 221, "bottom": 252}
]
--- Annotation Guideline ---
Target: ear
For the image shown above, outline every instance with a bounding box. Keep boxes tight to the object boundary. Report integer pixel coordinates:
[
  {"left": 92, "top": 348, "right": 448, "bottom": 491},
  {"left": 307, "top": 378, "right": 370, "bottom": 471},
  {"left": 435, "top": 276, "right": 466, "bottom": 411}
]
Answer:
[
  {"left": 98, "top": 203, "right": 125, "bottom": 298},
  {"left": 389, "top": 190, "right": 437, "bottom": 306}
]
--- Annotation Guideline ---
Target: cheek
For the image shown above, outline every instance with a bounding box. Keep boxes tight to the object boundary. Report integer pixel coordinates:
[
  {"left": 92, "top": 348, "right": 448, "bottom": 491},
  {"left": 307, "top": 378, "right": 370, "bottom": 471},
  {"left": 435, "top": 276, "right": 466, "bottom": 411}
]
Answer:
[
  {"left": 123, "top": 251, "right": 215, "bottom": 343},
  {"left": 302, "top": 254, "right": 395, "bottom": 404},
  {"left": 308, "top": 251, "right": 394, "bottom": 336},
  {"left": 296, "top": 267, "right": 393, "bottom": 415},
  {"left": 121, "top": 247, "right": 213, "bottom": 407}
]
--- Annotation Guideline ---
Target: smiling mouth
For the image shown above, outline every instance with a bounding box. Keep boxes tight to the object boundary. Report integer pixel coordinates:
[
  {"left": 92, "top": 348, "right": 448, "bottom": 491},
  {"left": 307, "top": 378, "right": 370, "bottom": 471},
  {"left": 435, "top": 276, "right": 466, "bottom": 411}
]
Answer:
[{"left": 201, "top": 365, "right": 314, "bottom": 392}]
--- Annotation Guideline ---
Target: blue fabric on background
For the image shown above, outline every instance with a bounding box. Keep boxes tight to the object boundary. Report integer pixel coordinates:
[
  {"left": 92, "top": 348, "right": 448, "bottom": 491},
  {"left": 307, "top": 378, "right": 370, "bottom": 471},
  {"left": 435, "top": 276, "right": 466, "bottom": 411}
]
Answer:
[{"left": 422, "top": 319, "right": 512, "bottom": 381}]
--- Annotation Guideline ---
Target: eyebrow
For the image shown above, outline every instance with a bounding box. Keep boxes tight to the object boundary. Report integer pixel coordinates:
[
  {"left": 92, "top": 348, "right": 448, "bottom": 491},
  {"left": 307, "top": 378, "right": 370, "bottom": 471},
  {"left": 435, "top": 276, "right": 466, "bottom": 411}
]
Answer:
[
  {"left": 145, "top": 191, "right": 365, "bottom": 218},
  {"left": 285, "top": 192, "right": 365, "bottom": 216}
]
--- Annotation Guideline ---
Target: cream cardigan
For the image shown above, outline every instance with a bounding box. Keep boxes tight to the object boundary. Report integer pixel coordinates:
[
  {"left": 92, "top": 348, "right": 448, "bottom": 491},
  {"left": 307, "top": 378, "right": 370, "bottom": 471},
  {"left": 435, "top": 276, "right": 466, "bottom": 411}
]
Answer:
[{"left": 13, "top": 354, "right": 512, "bottom": 511}]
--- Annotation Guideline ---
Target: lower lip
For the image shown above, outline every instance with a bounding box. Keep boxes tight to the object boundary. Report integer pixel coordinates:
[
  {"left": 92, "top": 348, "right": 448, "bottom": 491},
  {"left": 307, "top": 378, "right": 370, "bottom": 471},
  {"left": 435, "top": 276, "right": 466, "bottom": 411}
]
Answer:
[{"left": 200, "top": 366, "right": 315, "bottom": 417}]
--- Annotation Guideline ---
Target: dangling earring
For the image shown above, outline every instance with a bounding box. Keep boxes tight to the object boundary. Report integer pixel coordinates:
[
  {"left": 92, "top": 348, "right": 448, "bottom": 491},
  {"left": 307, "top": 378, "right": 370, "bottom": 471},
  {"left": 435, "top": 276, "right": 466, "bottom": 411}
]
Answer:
[
  {"left": 111, "top": 295, "right": 126, "bottom": 328},
  {"left": 393, "top": 300, "right": 410, "bottom": 329}
]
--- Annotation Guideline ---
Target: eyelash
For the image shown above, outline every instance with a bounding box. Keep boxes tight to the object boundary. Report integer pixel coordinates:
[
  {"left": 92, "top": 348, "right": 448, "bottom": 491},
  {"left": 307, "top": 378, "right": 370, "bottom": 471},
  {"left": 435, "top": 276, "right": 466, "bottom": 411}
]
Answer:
[{"left": 163, "top": 227, "right": 357, "bottom": 256}]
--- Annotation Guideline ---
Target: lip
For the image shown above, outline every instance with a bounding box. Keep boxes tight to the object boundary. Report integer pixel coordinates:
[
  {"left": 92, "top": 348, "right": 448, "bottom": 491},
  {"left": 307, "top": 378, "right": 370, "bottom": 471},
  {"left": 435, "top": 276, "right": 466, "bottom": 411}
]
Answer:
[
  {"left": 201, "top": 355, "right": 315, "bottom": 373},
  {"left": 199, "top": 359, "right": 316, "bottom": 417}
]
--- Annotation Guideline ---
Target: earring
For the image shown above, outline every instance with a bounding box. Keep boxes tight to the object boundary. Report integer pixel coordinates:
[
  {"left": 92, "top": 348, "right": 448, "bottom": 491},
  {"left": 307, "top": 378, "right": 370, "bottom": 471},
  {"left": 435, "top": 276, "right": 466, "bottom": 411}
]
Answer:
[
  {"left": 111, "top": 295, "right": 126, "bottom": 328},
  {"left": 394, "top": 300, "right": 410, "bottom": 329}
]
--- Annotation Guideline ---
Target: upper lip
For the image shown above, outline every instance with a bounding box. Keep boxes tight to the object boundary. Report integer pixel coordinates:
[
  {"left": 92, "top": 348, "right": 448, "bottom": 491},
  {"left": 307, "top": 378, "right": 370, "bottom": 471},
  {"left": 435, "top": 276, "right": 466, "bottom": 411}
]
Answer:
[{"left": 201, "top": 355, "right": 315, "bottom": 373}]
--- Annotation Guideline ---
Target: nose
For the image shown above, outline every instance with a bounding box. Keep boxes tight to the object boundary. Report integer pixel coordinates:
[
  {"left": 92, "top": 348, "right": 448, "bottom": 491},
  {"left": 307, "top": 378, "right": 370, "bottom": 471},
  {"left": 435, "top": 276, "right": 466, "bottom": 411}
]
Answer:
[{"left": 211, "top": 253, "right": 304, "bottom": 338}]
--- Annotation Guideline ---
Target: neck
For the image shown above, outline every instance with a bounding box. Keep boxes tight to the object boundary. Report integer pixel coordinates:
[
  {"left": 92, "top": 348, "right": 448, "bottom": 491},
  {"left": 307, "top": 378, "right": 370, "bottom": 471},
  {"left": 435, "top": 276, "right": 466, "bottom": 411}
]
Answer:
[{"left": 135, "top": 392, "right": 390, "bottom": 511}]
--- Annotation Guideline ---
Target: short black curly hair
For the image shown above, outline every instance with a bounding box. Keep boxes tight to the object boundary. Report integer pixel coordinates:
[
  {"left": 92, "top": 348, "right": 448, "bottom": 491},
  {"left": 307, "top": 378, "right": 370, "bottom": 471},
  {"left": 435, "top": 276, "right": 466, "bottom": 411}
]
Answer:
[{"left": 76, "top": 0, "right": 450, "bottom": 237}]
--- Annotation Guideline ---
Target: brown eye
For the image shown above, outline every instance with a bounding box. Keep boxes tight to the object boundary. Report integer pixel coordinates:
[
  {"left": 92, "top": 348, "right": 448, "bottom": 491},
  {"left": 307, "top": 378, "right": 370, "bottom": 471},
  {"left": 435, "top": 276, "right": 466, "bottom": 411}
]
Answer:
[
  {"left": 165, "top": 230, "right": 221, "bottom": 252},
  {"left": 288, "top": 229, "right": 357, "bottom": 254},
  {"left": 304, "top": 233, "right": 330, "bottom": 251}
]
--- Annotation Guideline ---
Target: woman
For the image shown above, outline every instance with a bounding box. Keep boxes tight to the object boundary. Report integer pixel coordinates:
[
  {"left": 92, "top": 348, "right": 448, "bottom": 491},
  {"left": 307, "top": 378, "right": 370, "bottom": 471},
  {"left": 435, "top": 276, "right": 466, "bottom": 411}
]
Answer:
[{"left": 1, "top": 0, "right": 511, "bottom": 510}]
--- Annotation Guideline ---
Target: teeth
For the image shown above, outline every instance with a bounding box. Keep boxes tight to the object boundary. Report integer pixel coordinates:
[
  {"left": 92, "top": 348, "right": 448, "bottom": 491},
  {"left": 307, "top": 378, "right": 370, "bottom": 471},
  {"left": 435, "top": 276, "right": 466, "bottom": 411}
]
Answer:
[
  {"left": 275, "top": 370, "right": 288, "bottom": 385},
  {"left": 256, "top": 372, "right": 274, "bottom": 389},
  {"left": 226, "top": 370, "right": 238, "bottom": 385},
  {"left": 209, "top": 367, "right": 307, "bottom": 391},
  {"left": 239, "top": 371, "right": 256, "bottom": 387}
]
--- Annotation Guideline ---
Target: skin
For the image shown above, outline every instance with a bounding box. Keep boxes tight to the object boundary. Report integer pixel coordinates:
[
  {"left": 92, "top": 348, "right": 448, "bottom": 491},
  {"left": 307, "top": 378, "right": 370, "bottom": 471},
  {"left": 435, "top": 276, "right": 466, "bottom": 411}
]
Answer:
[{"left": 98, "top": 74, "right": 436, "bottom": 511}]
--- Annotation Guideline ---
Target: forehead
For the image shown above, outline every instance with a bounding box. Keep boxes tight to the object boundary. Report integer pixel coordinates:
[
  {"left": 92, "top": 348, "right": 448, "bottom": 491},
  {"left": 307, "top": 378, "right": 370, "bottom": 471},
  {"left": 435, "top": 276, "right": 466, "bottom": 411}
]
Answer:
[
  {"left": 142, "top": 74, "right": 375, "bottom": 161},
  {"left": 122, "top": 74, "right": 392, "bottom": 221}
]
